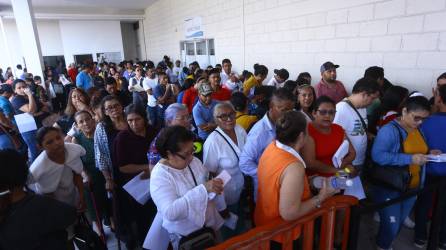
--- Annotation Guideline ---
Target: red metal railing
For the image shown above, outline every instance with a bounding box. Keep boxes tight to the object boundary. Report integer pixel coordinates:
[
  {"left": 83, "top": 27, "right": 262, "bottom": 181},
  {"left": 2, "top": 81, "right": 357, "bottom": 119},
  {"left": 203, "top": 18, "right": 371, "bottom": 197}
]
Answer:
[{"left": 209, "top": 195, "right": 358, "bottom": 250}]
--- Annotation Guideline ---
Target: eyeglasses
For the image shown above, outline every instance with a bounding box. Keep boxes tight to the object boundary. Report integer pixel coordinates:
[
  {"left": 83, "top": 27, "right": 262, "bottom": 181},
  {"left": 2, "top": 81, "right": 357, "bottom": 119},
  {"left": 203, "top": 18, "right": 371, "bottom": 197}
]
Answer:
[
  {"left": 105, "top": 103, "right": 121, "bottom": 111},
  {"left": 317, "top": 109, "right": 336, "bottom": 116},
  {"left": 217, "top": 112, "right": 236, "bottom": 121},
  {"left": 175, "top": 115, "right": 191, "bottom": 121},
  {"left": 175, "top": 149, "right": 194, "bottom": 160},
  {"left": 411, "top": 113, "right": 428, "bottom": 123}
]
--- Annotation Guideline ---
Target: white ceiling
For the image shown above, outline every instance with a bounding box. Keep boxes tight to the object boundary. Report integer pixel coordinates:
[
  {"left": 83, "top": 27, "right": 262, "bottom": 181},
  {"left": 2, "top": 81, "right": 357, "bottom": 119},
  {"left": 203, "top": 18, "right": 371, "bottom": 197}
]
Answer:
[{"left": 0, "top": 0, "right": 156, "bottom": 11}]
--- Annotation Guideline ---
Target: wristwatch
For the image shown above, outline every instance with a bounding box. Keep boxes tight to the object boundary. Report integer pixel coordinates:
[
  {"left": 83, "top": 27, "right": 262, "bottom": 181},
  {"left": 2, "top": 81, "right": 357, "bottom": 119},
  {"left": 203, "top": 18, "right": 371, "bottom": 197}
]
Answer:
[{"left": 314, "top": 195, "right": 322, "bottom": 208}]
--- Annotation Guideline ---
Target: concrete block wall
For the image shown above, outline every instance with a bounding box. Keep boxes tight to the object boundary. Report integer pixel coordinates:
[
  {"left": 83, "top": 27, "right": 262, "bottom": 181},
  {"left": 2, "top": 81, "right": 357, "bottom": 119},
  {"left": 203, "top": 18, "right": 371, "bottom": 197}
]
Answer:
[{"left": 144, "top": 0, "right": 446, "bottom": 95}]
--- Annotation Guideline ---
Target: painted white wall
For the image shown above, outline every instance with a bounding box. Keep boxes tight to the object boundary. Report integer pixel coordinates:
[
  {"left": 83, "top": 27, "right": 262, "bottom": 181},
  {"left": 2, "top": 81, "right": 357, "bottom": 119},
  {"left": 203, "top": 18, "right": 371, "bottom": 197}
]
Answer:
[
  {"left": 143, "top": 0, "right": 446, "bottom": 96},
  {"left": 0, "top": 19, "right": 24, "bottom": 70},
  {"left": 0, "top": 19, "right": 64, "bottom": 73},
  {"left": 0, "top": 19, "right": 124, "bottom": 71},
  {"left": 37, "top": 20, "right": 64, "bottom": 56},
  {"left": 59, "top": 20, "right": 124, "bottom": 65}
]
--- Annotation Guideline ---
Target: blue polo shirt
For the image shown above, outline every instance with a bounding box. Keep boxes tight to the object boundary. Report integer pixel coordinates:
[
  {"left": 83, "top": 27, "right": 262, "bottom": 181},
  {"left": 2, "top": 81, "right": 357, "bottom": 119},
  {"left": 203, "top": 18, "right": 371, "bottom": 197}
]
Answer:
[
  {"left": 421, "top": 112, "right": 446, "bottom": 176},
  {"left": 192, "top": 99, "right": 218, "bottom": 140},
  {"left": 76, "top": 71, "right": 92, "bottom": 90}
]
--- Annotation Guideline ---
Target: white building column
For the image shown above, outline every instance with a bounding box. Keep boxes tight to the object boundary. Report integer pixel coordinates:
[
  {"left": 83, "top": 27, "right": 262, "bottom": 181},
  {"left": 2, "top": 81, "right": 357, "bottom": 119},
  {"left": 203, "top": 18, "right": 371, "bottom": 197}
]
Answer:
[
  {"left": 0, "top": 17, "right": 14, "bottom": 71},
  {"left": 11, "top": 0, "right": 44, "bottom": 78}
]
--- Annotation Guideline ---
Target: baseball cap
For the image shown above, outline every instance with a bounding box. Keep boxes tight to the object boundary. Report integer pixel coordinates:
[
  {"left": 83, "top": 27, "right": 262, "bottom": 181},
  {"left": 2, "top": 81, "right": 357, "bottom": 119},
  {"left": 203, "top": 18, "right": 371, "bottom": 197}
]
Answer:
[
  {"left": 320, "top": 61, "right": 339, "bottom": 73},
  {"left": 198, "top": 83, "right": 213, "bottom": 96},
  {"left": 274, "top": 68, "right": 290, "bottom": 80},
  {"left": 0, "top": 84, "right": 13, "bottom": 94}
]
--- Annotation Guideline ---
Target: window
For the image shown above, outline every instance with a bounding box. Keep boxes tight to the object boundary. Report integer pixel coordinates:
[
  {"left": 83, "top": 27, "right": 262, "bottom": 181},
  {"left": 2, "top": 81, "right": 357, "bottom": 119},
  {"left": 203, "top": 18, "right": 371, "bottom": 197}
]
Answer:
[
  {"left": 196, "top": 41, "right": 206, "bottom": 55},
  {"left": 43, "top": 56, "right": 65, "bottom": 68},
  {"left": 186, "top": 43, "right": 195, "bottom": 55},
  {"left": 208, "top": 39, "right": 215, "bottom": 55},
  {"left": 74, "top": 54, "right": 93, "bottom": 65}
]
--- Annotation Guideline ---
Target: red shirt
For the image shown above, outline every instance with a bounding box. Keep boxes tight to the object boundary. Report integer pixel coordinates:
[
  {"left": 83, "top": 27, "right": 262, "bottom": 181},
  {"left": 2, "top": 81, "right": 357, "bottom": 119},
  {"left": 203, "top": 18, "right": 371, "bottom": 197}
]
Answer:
[
  {"left": 307, "top": 123, "right": 345, "bottom": 177},
  {"left": 68, "top": 68, "right": 78, "bottom": 83},
  {"left": 315, "top": 79, "right": 348, "bottom": 103},
  {"left": 182, "top": 87, "right": 198, "bottom": 113},
  {"left": 211, "top": 87, "right": 231, "bottom": 101}
]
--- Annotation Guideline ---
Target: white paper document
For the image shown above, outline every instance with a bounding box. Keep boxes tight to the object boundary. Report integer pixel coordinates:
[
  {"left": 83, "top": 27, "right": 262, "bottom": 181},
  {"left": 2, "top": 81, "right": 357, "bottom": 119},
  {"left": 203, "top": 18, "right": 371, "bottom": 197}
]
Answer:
[
  {"left": 14, "top": 113, "right": 37, "bottom": 133},
  {"left": 332, "top": 140, "right": 350, "bottom": 168},
  {"left": 427, "top": 154, "right": 446, "bottom": 163},
  {"left": 59, "top": 74, "right": 71, "bottom": 86},
  {"left": 209, "top": 170, "right": 232, "bottom": 200},
  {"left": 123, "top": 172, "right": 151, "bottom": 205},
  {"left": 216, "top": 170, "right": 232, "bottom": 186},
  {"left": 344, "top": 176, "right": 366, "bottom": 200}
]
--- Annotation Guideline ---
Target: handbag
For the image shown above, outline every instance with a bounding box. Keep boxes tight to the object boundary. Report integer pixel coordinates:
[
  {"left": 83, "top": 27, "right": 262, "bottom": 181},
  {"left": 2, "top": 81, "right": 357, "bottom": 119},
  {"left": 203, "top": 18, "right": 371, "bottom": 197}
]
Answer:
[
  {"left": 177, "top": 166, "right": 216, "bottom": 250},
  {"left": 366, "top": 122, "right": 413, "bottom": 192},
  {"left": 73, "top": 214, "right": 107, "bottom": 250},
  {"left": 178, "top": 227, "right": 216, "bottom": 250}
]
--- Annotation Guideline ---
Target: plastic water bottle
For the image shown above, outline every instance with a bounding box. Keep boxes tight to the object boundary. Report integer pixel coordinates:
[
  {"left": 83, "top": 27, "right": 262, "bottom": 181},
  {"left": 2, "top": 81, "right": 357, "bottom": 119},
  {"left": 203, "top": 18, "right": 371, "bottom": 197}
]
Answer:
[{"left": 311, "top": 176, "right": 353, "bottom": 190}]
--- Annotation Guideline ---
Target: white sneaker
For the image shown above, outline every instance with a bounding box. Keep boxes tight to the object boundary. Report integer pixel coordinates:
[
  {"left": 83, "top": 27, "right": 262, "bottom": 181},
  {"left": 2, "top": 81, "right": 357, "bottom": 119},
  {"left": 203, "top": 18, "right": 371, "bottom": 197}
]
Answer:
[
  {"left": 374, "top": 212, "right": 380, "bottom": 222},
  {"left": 404, "top": 216, "right": 415, "bottom": 229}
]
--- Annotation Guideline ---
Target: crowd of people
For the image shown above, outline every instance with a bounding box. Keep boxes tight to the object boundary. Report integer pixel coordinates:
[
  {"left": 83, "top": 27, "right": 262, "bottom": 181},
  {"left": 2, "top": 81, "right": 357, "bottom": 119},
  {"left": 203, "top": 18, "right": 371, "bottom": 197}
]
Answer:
[{"left": 0, "top": 56, "right": 445, "bottom": 250}]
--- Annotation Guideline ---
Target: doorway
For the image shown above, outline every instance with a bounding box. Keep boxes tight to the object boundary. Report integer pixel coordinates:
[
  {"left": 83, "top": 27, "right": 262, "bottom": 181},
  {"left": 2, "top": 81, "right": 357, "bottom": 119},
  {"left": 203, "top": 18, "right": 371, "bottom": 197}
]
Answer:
[{"left": 180, "top": 39, "right": 215, "bottom": 68}]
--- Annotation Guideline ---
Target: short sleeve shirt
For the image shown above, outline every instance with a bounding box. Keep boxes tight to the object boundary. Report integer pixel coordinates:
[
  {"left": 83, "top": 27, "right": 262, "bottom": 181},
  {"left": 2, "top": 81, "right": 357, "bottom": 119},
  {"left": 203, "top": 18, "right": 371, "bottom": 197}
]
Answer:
[
  {"left": 333, "top": 101, "right": 367, "bottom": 165},
  {"left": 315, "top": 80, "right": 348, "bottom": 103},
  {"left": 11, "top": 95, "right": 28, "bottom": 114}
]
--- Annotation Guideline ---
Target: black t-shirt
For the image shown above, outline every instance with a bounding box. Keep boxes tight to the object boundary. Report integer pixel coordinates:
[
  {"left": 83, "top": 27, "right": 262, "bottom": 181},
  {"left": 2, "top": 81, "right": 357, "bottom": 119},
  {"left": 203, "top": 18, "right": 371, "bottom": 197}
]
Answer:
[
  {"left": 115, "top": 91, "right": 131, "bottom": 107},
  {"left": 11, "top": 95, "right": 28, "bottom": 115},
  {"left": 0, "top": 193, "right": 76, "bottom": 250}
]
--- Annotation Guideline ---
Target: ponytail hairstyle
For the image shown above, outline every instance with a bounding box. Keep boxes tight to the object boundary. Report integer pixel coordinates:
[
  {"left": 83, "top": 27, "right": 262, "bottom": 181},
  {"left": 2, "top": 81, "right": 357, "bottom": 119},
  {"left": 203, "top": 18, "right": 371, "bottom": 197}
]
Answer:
[{"left": 253, "top": 63, "right": 268, "bottom": 77}]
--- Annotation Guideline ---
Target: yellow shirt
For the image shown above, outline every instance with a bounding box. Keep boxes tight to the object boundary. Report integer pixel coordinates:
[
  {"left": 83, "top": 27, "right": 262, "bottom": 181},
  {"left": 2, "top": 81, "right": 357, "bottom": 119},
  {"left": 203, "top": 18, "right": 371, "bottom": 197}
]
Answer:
[
  {"left": 403, "top": 129, "right": 428, "bottom": 188},
  {"left": 236, "top": 111, "right": 258, "bottom": 132},
  {"left": 243, "top": 75, "right": 260, "bottom": 96}
]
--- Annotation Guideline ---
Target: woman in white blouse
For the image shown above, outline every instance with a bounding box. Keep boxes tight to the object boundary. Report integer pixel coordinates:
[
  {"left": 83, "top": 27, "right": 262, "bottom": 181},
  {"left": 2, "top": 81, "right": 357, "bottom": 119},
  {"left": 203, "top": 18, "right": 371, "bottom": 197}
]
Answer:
[
  {"left": 150, "top": 125, "right": 225, "bottom": 249},
  {"left": 203, "top": 102, "right": 247, "bottom": 228},
  {"left": 29, "top": 126, "right": 85, "bottom": 209}
]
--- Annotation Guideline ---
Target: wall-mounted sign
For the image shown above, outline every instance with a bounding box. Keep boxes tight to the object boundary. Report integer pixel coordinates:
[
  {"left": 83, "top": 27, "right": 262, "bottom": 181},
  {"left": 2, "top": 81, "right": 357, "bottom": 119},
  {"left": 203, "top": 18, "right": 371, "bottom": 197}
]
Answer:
[{"left": 184, "top": 16, "right": 204, "bottom": 39}]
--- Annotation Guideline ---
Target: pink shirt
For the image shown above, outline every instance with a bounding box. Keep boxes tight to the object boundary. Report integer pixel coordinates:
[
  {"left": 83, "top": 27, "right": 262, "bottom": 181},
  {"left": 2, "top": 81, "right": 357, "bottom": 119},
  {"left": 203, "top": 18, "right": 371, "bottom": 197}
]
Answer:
[{"left": 315, "top": 79, "right": 348, "bottom": 103}]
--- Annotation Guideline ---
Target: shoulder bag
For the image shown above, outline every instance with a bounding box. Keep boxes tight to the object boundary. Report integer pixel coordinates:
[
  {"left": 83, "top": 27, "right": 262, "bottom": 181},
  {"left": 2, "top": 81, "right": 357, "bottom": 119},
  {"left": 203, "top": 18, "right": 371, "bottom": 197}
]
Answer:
[
  {"left": 215, "top": 129, "right": 239, "bottom": 162},
  {"left": 366, "top": 122, "right": 414, "bottom": 192}
]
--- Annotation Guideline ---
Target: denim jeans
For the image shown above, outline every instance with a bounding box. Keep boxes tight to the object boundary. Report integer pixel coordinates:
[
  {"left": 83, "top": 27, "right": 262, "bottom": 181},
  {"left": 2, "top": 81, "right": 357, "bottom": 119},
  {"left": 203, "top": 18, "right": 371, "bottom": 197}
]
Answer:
[
  {"left": 147, "top": 106, "right": 158, "bottom": 127},
  {"left": 0, "top": 134, "right": 14, "bottom": 150},
  {"left": 21, "top": 130, "right": 39, "bottom": 163},
  {"left": 372, "top": 185, "right": 417, "bottom": 249},
  {"left": 415, "top": 174, "right": 446, "bottom": 243}
]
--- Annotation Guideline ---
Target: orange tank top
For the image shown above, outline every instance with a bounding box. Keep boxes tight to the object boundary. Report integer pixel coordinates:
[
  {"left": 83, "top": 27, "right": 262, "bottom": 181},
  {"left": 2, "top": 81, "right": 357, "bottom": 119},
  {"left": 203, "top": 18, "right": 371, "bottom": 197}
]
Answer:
[
  {"left": 254, "top": 141, "right": 312, "bottom": 242},
  {"left": 403, "top": 129, "right": 428, "bottom": 189},
  {"left": 307, "top": 123, "right": 345, "bottom": 177}
]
